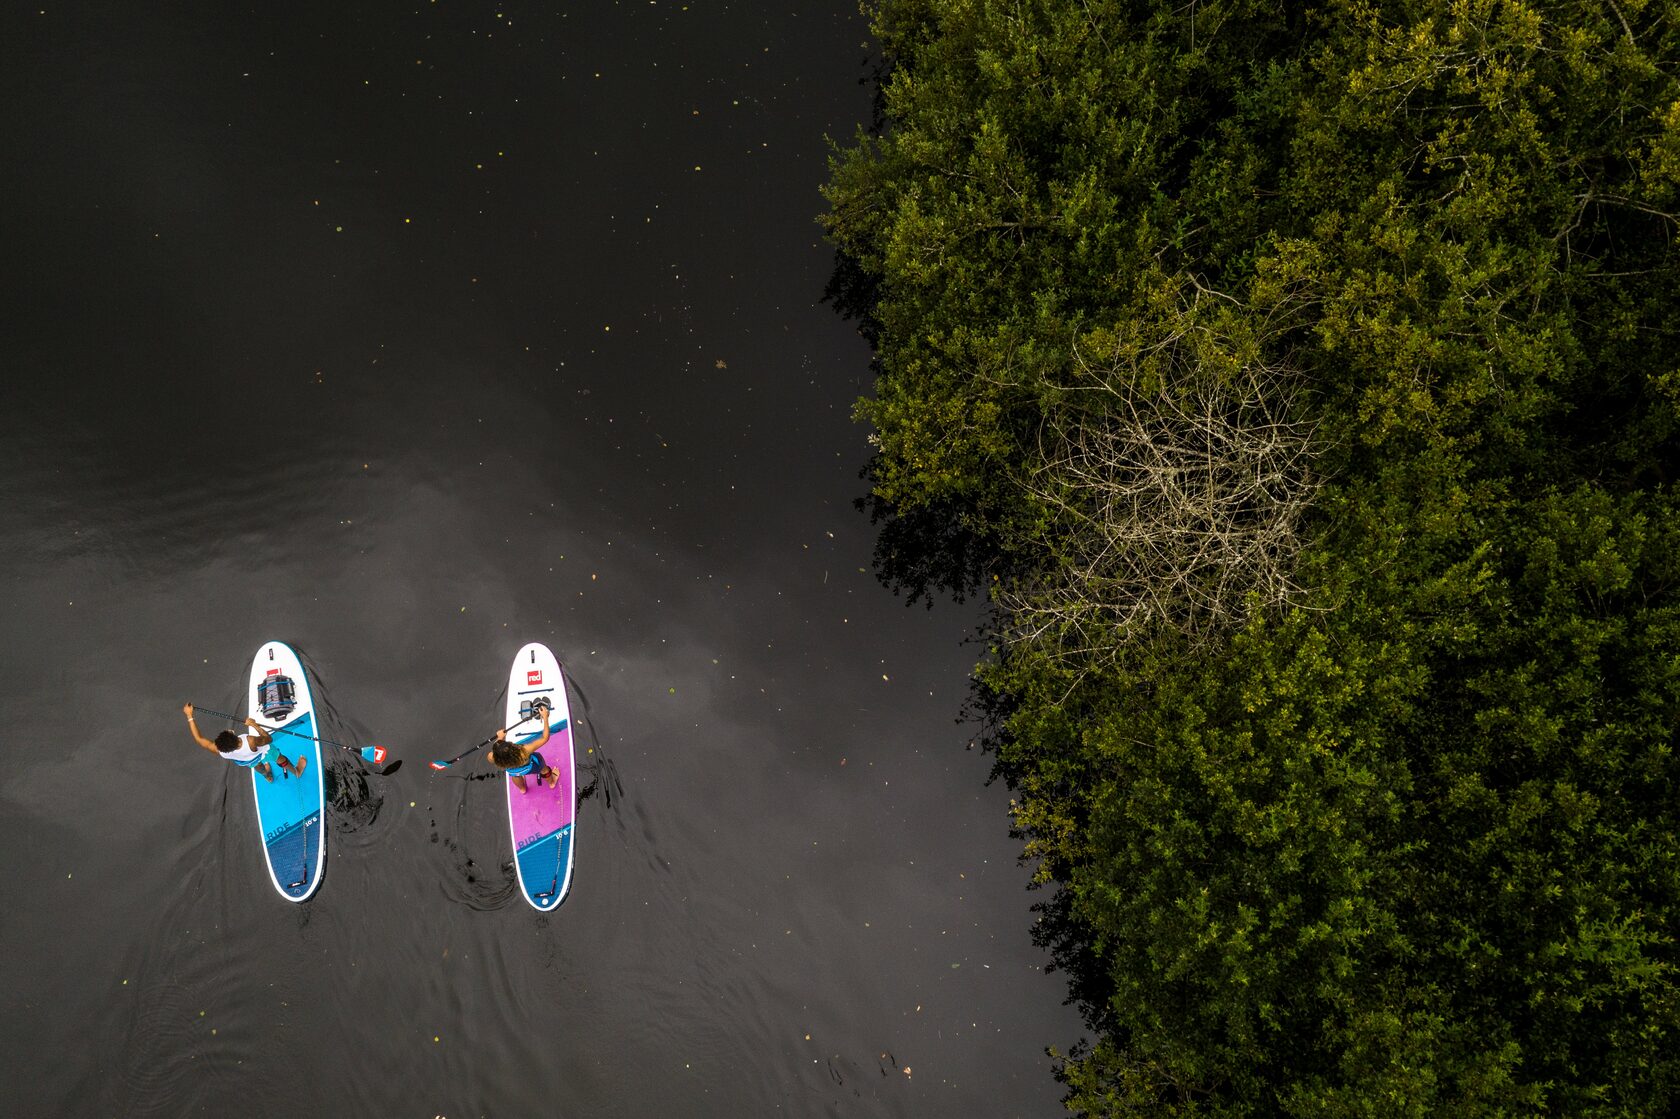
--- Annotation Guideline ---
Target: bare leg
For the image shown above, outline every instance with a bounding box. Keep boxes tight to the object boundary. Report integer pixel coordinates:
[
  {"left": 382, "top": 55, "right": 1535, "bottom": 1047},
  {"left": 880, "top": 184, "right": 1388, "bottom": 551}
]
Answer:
[
  {"left": 511, "top": 774, "right": 529, "bottom": 795},
  {"left": 257, "top": 761, "right": 275, "bottom": 783},
  {"left": 542, "top": 766, "right": 558, "bottom": 789}
]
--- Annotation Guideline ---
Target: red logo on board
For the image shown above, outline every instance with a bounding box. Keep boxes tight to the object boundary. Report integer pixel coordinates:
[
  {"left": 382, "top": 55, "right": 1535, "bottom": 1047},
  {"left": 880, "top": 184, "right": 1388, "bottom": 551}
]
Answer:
[
  {"left": 266, "top": 668, "right": 280, "bottom": 676},
  {"left": 527, "top": 670, "right": 543, "bottom": 685}
]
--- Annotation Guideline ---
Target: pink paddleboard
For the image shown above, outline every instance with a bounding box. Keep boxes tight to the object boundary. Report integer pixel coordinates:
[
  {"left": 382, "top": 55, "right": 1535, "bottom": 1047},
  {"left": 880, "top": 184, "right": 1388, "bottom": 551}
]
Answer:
[{"left": 504, "top": 642, "right": 575, "bottom": 910}]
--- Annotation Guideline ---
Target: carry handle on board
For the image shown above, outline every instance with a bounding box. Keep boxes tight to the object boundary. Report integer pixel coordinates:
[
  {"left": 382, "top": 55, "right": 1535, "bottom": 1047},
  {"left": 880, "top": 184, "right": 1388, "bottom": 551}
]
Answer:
[{"left": 191, "top": 705, "right": 390, "bottom": 766}]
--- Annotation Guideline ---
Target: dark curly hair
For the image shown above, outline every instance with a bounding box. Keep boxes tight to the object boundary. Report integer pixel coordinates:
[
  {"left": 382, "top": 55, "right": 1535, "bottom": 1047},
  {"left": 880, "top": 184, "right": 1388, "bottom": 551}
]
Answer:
[
  {"left": 489, "top": 738, "right": 527, "bottom": 769},
  {"left": 215, "top": 730, "right": 241, "bottom": 752}
]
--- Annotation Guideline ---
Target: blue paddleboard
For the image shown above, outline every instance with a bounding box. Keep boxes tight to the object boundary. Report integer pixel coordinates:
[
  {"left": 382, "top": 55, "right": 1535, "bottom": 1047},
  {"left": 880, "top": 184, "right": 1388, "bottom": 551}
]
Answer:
[{"left": 246, "top": 641, "right": 326, "bottom": 901}]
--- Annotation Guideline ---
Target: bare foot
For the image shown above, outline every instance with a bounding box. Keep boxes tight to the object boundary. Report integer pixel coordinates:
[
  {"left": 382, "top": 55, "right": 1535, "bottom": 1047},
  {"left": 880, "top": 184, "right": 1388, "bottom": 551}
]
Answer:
[
  {"left": 258, "top": 763, "right": 275, "bottom": 783},
  {"left": 295, "top": 755, "right": 307, "bottom": 777},
  {"left": 543, "top": 766, "right": 559, "bottom": 789},
  {"left": 511, "top": 774, "right": 528, "bottom": 794}
]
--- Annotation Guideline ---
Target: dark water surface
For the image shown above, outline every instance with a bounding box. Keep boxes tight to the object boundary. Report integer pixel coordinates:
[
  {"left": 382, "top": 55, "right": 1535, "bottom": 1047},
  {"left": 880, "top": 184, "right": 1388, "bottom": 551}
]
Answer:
[{"left": 0, "top": 4, "right": 1078, "bottom": 1115}]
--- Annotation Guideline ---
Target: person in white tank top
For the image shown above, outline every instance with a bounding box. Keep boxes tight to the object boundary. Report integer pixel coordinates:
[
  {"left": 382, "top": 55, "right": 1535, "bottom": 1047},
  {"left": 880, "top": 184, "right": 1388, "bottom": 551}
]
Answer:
[{"left": 182, "top": 703, "right": 306, "bottom": 783}]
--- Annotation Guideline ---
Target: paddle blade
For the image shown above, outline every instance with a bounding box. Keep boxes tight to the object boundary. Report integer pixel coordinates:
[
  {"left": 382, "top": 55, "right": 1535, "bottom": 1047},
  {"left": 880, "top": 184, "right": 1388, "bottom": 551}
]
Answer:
[
  {"left": 429, "top": 760, "right": 450, "bottom": 771},
  {"left": 362, "top": 745, "right": 388, "bottom": 764}
]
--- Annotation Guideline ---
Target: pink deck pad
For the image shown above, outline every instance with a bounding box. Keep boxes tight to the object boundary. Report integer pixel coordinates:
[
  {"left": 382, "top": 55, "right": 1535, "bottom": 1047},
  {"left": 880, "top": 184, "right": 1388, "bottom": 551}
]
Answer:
[{"left": 509, "top": 719, "right": 575, "bottom": 847}]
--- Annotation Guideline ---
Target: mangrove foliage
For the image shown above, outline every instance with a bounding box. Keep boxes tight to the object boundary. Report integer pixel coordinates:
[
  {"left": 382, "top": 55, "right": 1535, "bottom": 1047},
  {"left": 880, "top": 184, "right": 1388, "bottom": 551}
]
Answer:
[{"left": 823, "top": 0, "right": 1680, "bottom": 1113}]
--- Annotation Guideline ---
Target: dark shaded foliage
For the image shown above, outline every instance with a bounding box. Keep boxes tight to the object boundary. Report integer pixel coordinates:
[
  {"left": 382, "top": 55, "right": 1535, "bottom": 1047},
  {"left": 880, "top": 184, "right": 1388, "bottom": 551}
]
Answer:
[{"left": 825, "top": 0, "right": 1680, "bottom": 1114}]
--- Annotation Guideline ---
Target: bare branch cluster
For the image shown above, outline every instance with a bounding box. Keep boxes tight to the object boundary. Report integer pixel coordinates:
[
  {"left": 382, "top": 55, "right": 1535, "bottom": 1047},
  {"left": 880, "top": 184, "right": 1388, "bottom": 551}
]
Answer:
[{"left": 1001, "top": 308, "right": 1322, "bottom": 663}]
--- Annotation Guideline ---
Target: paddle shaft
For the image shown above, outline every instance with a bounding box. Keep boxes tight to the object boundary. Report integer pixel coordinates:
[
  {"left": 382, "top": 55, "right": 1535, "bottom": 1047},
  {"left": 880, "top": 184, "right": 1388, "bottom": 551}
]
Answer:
[
  {"left": 429, "top": 710, "right": 542, "bottom": 770},
  {"left": 192, "top": 705, "right": 375, "bottom": 757}
]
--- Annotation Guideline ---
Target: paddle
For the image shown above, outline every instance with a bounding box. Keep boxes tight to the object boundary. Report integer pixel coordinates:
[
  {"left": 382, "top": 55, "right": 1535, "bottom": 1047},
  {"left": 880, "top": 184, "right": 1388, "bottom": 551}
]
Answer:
[
  {"left": 191, "top": 704, "right": 394, "bottom": 768},
  {"left": 428, "top": 710, "right": 541, "bottom": 771}
]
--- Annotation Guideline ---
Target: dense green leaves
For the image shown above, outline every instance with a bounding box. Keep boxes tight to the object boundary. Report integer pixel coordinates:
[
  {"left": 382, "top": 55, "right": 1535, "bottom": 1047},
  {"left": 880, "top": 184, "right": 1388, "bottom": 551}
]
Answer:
[{"left": 826, "top": 0, "right": 1680, "bottom": 1113}]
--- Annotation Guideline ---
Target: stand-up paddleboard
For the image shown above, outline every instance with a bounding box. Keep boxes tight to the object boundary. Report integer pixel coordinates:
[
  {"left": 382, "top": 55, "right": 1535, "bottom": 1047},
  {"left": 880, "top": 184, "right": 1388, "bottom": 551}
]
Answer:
[
  {"left": 505, "top": 642, "right": 575, "bottom": 911},
  {"left": 246, "top": 641, "right": 326, "bottom": 901}
]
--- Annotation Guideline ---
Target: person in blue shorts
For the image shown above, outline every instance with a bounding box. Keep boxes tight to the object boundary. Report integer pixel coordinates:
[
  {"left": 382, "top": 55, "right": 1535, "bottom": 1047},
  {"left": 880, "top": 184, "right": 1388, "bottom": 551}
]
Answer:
[
  {"left": 183, "top": 703, "right": 305, "bottom": 783},
  {"left": 488, "top": 698, "right": 556, "bottom": 794}
]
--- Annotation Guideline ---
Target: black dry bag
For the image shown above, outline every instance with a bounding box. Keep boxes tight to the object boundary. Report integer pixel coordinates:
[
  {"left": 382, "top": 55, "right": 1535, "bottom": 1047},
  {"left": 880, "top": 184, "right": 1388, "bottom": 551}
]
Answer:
[{"left": 257, "top": 674, "right": 297, "bottom": 720}]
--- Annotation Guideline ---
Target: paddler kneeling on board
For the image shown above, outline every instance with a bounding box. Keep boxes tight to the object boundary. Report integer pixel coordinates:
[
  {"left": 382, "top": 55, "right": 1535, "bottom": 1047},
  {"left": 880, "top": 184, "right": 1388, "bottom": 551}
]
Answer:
[
  {"left": 182, "top": 703, "right": 307, "bottom": 783},
  {"left": 489, "top": 698, "right": 557, "bottom": 794}
]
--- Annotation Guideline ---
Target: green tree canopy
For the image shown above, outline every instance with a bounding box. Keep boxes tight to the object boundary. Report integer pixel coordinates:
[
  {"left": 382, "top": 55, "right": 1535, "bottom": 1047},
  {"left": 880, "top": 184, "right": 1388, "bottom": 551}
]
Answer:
[{"left": 825, "top": 0, "right": 1680, "bottom": 1113}]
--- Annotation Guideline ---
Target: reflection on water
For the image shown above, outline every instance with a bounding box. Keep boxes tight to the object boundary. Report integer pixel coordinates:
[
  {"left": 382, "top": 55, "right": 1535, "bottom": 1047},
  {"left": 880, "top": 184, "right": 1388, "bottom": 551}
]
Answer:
[
  {"left": 568, "top": 672, "right": 623, "bottom": 811},
  {"left": 113, "top": 978, "right": 224, "bottom": 1116},
  {"left": 578, "top": 750, "right": 623, "bottom": 809},
  {"left": 1, "top": 0, "right": 1082, "bottom": 1112},
  {"left": 293, "top": 651, "right": 392, "bottom": 846},
  {"left": 105, "top": 779, "right": 283, "bottom": 1115}
]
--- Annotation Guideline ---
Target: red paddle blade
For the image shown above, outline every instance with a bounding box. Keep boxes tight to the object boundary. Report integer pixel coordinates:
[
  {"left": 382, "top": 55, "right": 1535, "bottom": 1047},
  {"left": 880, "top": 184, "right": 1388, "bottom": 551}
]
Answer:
[{"left": 364, "top": 746, "right": 388, "bottom": 764}]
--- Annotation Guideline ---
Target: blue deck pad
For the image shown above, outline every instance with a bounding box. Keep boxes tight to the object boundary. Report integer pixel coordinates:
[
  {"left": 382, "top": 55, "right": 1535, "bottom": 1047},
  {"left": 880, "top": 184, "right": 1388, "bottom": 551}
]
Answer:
[
  {"left": 513, "top": 717, "right": 567, "bottom": 747},
  {"left": 254, "top": 711, "right": 324, "bottom": 898},
  {"left": 266, "top": 816, "right": 321, "bottom": 898},
  {"left": 516, "top": 824, "right": 573, "bottom": 909}
]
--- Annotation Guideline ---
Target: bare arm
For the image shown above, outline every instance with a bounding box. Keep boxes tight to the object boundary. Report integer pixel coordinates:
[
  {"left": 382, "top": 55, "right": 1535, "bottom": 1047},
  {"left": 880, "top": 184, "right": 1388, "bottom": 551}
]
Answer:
[
  {"left": 529, "top": 717, "right": 553, "bottom": 753},
  {"left": 491, "top": 717, "right": 551, "bottom": 764},
  {"left": 183, "top": 703, "right": 218, "bottom": 753},
  {"left": 243, "top": 718, "right": 272, "bottom": 749}
]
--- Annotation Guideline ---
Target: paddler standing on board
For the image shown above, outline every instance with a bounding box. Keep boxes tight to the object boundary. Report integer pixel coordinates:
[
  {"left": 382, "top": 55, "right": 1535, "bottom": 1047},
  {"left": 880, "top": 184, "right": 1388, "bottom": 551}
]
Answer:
[{"left": 182, "top": 703, "right": 307, "bottom": 783}]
